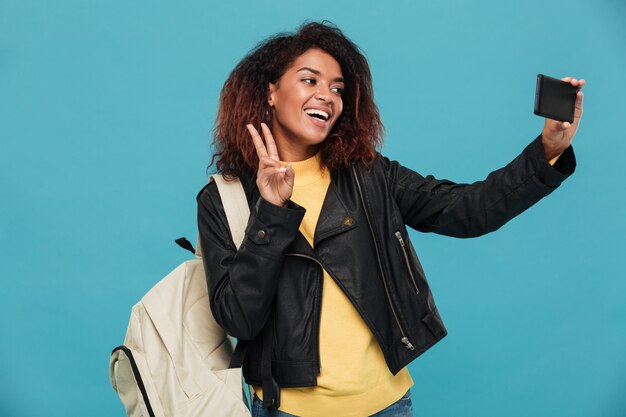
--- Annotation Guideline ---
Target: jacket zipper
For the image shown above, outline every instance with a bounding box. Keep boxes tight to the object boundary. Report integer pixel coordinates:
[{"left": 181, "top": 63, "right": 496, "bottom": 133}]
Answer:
[
  {"left": 350, "top": 165, "right": 415, "bottom": 351},
  {"left": 286, "top": 252, "right": 325, "bottom": 372},
  {"left": 394, "top": 231, "right": 420, "bottom": 295}
]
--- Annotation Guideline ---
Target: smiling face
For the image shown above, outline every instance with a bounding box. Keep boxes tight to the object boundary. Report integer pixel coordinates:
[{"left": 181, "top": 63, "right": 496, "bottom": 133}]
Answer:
[{"left": 268, "top": 48, "right": 345, "bottom": 162}]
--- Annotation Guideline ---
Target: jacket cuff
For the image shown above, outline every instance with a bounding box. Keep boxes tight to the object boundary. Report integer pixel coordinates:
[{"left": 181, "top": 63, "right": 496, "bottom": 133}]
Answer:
[
  {"left": 244, "top": 197, "right": 305, "bottom": 253},
  {"left": 254, "top": 196, "right": 306, "bottom": 221},
  {"left": 530, "top": 134, "right": 576, "bottom": 188}
]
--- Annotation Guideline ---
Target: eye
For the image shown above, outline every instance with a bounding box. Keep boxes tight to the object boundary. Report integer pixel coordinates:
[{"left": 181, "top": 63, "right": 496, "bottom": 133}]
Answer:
[
  {"left": 331, "top": 87, "right": 344, "bottom": 95},
  {"left": 302, "top": 78, "right": 317, "bottom": 85}
]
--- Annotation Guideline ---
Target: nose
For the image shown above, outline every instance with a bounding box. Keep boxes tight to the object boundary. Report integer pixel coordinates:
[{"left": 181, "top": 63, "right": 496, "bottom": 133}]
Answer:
[
  {"left": 315, "top": 91, "right": 329, "bottom": 102},
  {"left": 314, "top": 84, "right": 332, "bottom": 102}
]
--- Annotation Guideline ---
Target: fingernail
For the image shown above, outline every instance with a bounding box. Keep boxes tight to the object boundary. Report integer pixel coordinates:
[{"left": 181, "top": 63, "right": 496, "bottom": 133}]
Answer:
[{"left": 277, "top": 167, "right": 286, "bottom": 173}]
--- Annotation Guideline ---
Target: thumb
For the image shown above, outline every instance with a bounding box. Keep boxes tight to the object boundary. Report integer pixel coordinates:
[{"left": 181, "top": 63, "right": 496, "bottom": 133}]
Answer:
[{"left": 549, "top": 119, "right": 570, "bottom": 131}]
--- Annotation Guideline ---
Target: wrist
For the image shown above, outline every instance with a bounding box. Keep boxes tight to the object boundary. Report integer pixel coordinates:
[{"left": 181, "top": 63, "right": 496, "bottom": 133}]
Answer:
[
  {"left": 541, "top": 136, "right": 564, "bottom": 162},
  {"left": 544, "top": 148, "right": 564, "bottom": 162},
  {"left": 263, "top": 196, "right": 289, "bottom": 208}
]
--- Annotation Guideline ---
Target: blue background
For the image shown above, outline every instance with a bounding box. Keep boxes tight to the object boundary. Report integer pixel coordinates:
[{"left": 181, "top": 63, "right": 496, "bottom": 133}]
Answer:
[{"left": 1, "top": 0, "right": 624, "bottom": 416}]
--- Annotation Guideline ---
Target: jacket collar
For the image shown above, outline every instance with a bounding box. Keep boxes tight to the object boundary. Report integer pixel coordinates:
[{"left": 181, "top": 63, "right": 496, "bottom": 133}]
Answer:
[
  {"left": 314, "top": 178, "right": 358, "bottom": 246},
  {"left": 240, "top": 166, "right": 358, "bottom": 250}
]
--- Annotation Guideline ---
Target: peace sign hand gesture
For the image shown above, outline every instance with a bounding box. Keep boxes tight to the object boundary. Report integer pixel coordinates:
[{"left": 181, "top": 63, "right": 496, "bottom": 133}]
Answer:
[{"left": 247, "top": 123, "right": 295, "bottom": 208}]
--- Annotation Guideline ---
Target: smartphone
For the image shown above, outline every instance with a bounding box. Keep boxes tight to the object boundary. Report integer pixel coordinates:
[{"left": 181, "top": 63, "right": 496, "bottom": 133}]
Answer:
[{"left": 534, "top": 74, "right": 577, "bottom": 123}]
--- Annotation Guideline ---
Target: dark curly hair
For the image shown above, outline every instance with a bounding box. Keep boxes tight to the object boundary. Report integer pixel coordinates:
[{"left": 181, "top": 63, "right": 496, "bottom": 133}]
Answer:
[{"left": 209, "top": 21, "right": 384, "bottom": 178}]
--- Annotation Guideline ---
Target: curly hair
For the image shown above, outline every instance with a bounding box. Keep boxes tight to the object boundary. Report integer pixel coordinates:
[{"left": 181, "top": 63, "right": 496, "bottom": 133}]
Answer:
[{"left": 209, "top": 21, "right": 384, "bottom": 178}]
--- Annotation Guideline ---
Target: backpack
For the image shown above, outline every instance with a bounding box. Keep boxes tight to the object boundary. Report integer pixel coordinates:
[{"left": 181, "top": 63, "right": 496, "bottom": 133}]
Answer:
[{"left": 109, "top": 175, "right": 252, "bottom": 417}]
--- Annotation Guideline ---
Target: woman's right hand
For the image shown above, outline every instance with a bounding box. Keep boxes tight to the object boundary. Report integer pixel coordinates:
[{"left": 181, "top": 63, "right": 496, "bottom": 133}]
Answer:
[{"left": 247, "top": 123, "right": 295, "bottom": 207}]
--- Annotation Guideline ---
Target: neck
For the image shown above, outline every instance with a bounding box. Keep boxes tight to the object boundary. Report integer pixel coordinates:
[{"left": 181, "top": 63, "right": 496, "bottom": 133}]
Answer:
[
  {"left": 278, "top": 144, "right": 320, "bottom": 162},
  {"left": 270, "top": 123, "right": 321, "bottom": 162},
  {"left": 286, "top": 151, "right": 326, "bottom": 187}
]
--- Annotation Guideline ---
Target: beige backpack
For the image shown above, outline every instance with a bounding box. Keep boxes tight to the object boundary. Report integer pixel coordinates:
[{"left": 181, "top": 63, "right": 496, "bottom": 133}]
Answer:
[{"left": 109, "top": 175, "right": 252, "bottom": 417}]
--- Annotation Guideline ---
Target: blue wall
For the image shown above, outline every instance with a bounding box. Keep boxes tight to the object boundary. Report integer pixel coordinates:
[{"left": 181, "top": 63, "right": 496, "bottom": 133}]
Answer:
[{"left": 1, "top": 0, "right": 624, "bottom": 416}]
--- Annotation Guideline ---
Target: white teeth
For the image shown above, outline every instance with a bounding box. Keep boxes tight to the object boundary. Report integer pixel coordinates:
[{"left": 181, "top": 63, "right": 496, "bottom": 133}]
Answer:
[{"left": 304, "top": 109, "right": 329, "bottom": 121}]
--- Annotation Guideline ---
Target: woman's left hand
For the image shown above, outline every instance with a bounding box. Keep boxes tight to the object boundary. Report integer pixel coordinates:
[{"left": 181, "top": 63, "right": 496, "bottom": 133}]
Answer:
[{"left": 541, "top": 77, "right": 585, "bottom": 161}]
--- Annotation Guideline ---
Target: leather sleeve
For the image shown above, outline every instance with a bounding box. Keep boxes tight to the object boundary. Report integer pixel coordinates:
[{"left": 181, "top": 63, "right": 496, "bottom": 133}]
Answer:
[
  {"left": 383, "top": 134, "right": 576, "bottom": 238},
  {"left": 197, "top": 184, "right": 305, "bottom": 340}
]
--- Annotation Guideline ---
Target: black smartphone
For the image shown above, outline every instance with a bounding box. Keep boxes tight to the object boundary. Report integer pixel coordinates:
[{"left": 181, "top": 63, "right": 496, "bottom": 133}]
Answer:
[{"left": 534, "top": 74, "right": 577, "bottom": 123}]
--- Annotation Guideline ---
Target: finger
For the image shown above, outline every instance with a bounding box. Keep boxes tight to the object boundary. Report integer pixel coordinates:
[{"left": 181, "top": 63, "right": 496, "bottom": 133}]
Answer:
[
  {"left": 276, "top": 164, "right": 295, "bottom": 190},
  {"left": 260, "top": 166, "right": 287, "bottom": 176},
  {"left": 258, "top": 156, "right": 288, "bottom": 176},
  {"left": 260, "top": 123, "right": 280, "bottom": 160},
  {"left": 247, "top": 124, "right": 269, "bottom": 159},
  {"left": 547, "top": 118, "right": 568, "bottom": 130},
  {"left": 259, "top": 155, "right": 280, "bottom": 169},
  {"left": 575, "top": 90, "right": 584, "bottom": 111},
  {"left": 284, "top": 164, "right": 295, "bottom": 183},
  {"left": 561, "top": 76, "right": 582, "bottom": 88},
  {"left": 258, "top": 157, "right": 289, "bottom": 176}
]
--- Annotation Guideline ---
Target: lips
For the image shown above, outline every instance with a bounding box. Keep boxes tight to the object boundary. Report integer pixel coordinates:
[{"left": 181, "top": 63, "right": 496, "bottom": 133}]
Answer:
[
  {"left": 306, "top": 112, "right": 327, "bottom": 127},
  {"left": 304, "top": 108, "right": 330, "bottom": 121},
  {"left": 304, "top": 107, "right": 331, "bottom": 128}
]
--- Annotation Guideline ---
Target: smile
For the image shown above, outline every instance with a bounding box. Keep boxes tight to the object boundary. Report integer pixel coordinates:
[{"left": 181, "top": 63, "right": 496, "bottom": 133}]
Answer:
[
  {"left": 304, "top": 108, "right": 330, "bottom": 128},
  {"left": 304, "top": 108, "right": 329, "bottom": 121}
]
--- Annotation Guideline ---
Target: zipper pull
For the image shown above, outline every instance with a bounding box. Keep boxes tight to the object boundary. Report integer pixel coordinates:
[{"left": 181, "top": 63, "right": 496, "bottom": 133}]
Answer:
[
  {"left": 401, "top": 337, "right": 415, "bottom": 351},
  {"left": 395, "top": 231, "right": 406, "bottom": 247}
]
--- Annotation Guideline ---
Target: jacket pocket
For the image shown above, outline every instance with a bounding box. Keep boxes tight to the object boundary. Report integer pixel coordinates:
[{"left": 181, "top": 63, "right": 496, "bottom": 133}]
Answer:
[{"left": 394, "top": 231, "right": 420, "bottom": 295}]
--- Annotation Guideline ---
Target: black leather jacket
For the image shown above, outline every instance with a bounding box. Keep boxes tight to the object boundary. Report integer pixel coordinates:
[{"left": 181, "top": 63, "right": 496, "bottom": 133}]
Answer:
[{"left": 197, "top": 135, "right": 575, "bottom": 402}]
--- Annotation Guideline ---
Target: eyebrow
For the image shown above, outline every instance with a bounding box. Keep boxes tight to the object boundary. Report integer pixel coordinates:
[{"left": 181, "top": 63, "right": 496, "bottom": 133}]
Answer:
[{"left": 297, "top": 67, "right": 344, "bottom": 83}]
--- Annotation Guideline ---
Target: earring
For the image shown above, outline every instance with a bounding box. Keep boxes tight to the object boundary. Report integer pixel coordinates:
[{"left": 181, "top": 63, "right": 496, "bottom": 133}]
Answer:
[{"left": 265, "top": 108, "right": 272, "bottom": 125}]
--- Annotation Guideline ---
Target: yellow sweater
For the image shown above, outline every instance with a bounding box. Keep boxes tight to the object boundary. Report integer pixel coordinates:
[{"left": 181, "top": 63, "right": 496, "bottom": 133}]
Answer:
[{"left": 254, "top": 152, "right": 413, "bottom": 417}]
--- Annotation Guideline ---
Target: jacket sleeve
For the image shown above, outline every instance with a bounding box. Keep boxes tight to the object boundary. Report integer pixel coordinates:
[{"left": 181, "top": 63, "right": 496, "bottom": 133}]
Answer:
[
  {"left": 385, "top": 134, "right": 576, "bottom": 238},
  {"left": 197, "top": 185, "right": 305, "bottom": 340}
]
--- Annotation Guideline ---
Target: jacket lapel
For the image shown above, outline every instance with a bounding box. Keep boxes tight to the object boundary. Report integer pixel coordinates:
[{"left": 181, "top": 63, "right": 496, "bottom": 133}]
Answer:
[
  {"left": 314, "top": 178, "right": 358, "bottom": 246},
  {"left": 240, "top": 167, "right": 358, "bottom": 250}
]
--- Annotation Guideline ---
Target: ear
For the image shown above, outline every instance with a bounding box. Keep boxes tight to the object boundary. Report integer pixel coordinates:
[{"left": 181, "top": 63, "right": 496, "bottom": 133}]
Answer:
[{"left": 268, "top": 82, "right": 276, "bottom": 107}]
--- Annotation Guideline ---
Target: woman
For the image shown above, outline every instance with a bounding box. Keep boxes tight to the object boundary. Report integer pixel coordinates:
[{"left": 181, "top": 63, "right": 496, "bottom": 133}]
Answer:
[{"left": 197, "top": 22, "right": 584, "bottom": 417}]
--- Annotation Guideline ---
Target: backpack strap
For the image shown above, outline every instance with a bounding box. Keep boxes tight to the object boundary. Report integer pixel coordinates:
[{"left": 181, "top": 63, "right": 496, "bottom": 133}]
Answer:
[
  {"left": 211, "top": 175, "right": 250, "bottom": 249},
  {"left": 261, "top": 316, "right": 280, "bottom": 409},
  {"left": 210, "top": 174, "right": 257, "bottom": 406},
  {"left": 211, "top": 175, "right": 280, "bottom": 409},
  {"left": 208, "top": 174, "right": 251, "bottom": 368},
  {"left": 175, "top": 237, "right": 196, "bottom": 254},
  {"left": 195, "top": 175, "right": 250, "bottom": 258}
]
